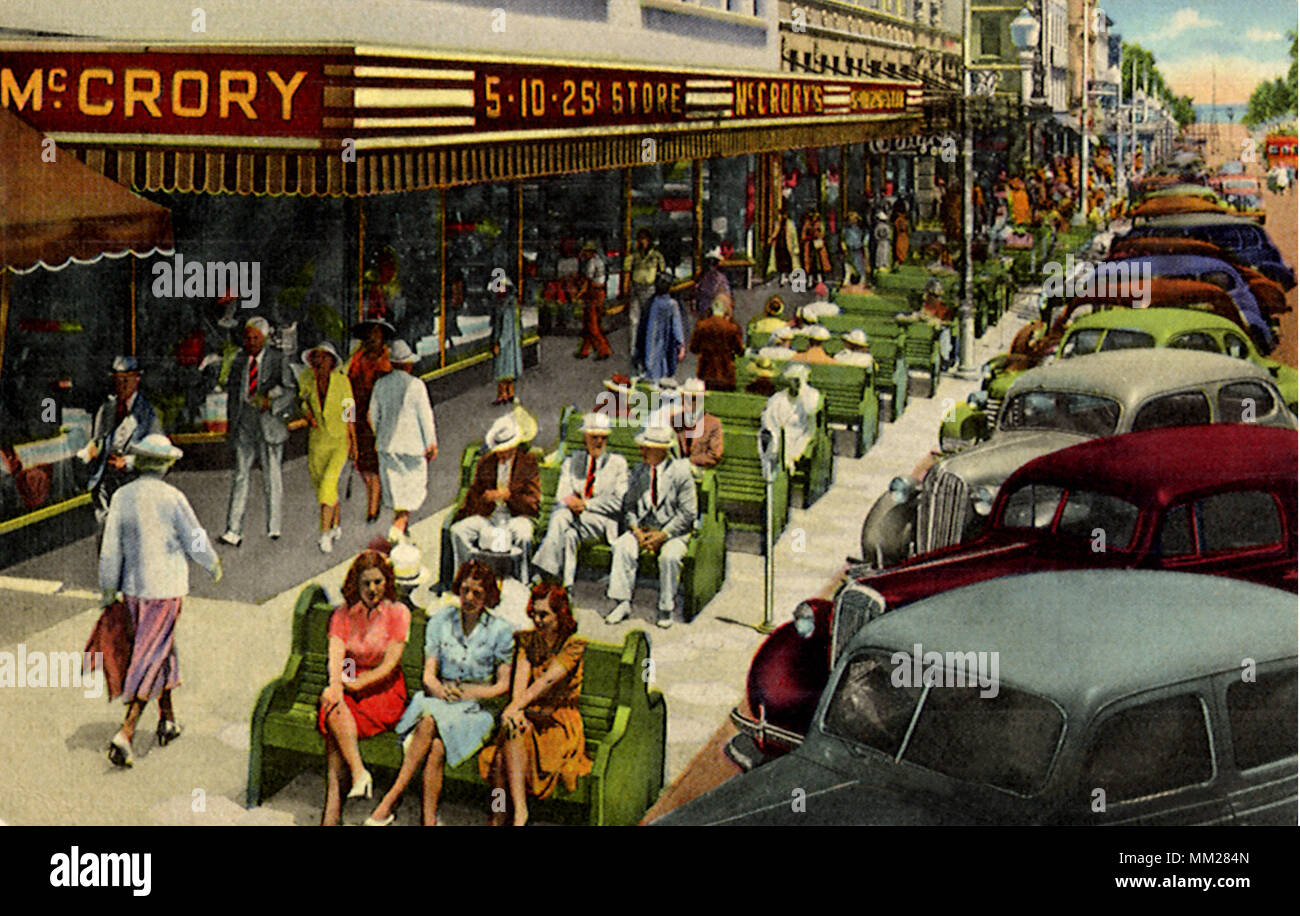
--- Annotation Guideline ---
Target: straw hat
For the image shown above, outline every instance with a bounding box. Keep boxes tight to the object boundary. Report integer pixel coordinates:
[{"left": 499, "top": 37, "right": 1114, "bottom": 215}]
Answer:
[
  {"left": 764, "top": 296, "right": 785, "bottom": 317},
  {"left": 752, "top": 356, "right": 779, "bottom": 379},
  {"left": 350, "top": 317, "right": 397, "bottom": 340},
  {"left": 580, "top": 412, "right": 613, "bottom": 436},
  {"left": 485, "top": 405, "right": 538, "bottom": 453},
  {"left": 129, "top": 433, "right": 183, "bottom": 469},
  {"left": 807, "top": 325, "right": 831, "bottom": 342},
  {"left": 842, "top": 329, "right": 870, "bottom": 349},
  {"left": 391, "top": 541, "right": 431, "bottom": 588},
  {"left": 301, "top": 340, "right": 342, "bottom": 367},
  {"left": 388, "top": 340, "right": 416, "bottom": 363},
  {"left": 634, "top": 425, "right": 675, "bottom": 449},
  {"left": 783, "top": 362, "right": 810, "bottom": 382},
  {"left": 110, "top": 356, "right": 141, "bottom": 375},
  {"left": 602, "top": 374, "right": 636, "bottom": 395}
]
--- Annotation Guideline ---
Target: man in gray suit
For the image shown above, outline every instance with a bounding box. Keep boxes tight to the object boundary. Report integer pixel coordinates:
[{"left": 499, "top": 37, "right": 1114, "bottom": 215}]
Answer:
[
  {"left": 219, "top": 317, "right": 295, "bottom": 546},
  {"left": 605, "top": 424, "right": 697, "bottom": 629},
  {"left": 532, "top": 412, "right": 627, "bottom": 588}
]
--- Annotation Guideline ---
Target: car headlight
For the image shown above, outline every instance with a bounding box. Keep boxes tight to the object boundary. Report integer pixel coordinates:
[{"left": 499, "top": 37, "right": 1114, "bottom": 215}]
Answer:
[
  {"left": 971, "top": 485, "right": 995, "bottom": 516},
  {"left": 888, "top": 476, "right": 917, "bottom": 505},
  {"left": 793, "top": 602, "right": 816, "bottom": 639},
  {"left": 967, "top": 389, "right": 989, "bottom": 409}
]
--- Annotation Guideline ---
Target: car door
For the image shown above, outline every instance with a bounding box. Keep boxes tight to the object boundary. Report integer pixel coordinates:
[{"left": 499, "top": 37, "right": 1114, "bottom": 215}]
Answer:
[
  {"left": 1151, "top": 488, "right": 1293, "bottom": 588},
  {"left": 1213, "top": 662, "right": 1298, "bottom": 825},
  {"left": 1077, "top": 687, "right": 1232, "bottom": 825}
]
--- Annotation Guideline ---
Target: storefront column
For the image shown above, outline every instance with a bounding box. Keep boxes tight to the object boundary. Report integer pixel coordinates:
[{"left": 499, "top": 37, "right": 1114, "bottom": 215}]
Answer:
[
  {"left": 0, "top": 271, "right": 10, "bottom": 378},
  {"left": 692, "top": 160, "right": 704, "bottom": 274},
  {"left": 128, "top": 259, "right": 137, "bottom": 356},
  {"left": 438, "top": 187, "right": 447, "bottom": 369},
  {"left": 515, "top": 181, "right": 524, "bottom": 331}
]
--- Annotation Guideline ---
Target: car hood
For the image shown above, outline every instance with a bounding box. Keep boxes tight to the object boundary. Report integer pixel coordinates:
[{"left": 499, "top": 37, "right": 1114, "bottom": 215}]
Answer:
[
  {"left": 650, "top": 750, "right": 987, "bottom": 826},
  {"left": 932, "top": 429, "right": 1090, "bottom": 490}
]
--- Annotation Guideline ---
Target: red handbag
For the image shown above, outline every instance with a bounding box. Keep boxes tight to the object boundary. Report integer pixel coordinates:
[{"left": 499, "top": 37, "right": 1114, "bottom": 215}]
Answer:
[{"left": 83, "top": 600, "right": 133, "bottom": 701}]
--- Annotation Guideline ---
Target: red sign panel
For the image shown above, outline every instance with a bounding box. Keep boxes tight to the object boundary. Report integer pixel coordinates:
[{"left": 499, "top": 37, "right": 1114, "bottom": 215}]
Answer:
[{"left": 0, "top": 47, "right": 917, "bottom": 144}]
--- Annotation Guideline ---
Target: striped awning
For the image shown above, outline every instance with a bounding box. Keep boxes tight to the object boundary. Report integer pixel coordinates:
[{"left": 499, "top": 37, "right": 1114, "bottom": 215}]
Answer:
[{"left": 3, "top": 42, "right": 924, "bottom": 197}]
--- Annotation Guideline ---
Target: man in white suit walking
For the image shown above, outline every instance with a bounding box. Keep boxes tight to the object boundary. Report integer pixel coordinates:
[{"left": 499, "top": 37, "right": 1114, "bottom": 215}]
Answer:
[
  {"left": 368, "top": 339, "right": 438, "bottom": 542},
  {"left": 219, "top": 317, "right": 296, "bottom": 546}
]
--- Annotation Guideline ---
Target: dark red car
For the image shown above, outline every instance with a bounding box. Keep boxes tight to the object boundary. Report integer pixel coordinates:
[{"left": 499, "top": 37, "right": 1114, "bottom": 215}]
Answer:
[{"left": 732, "top": 424, "right": 1299, "bottom": 762}]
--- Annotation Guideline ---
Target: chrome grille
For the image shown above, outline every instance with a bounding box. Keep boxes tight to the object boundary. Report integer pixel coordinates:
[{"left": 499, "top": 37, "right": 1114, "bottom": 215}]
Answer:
[
  {"left": 982, "top": 396, "right": 1002, "bottom": 430},
  {"left": 916, "top": 469, "right": 969, "bottom": 554}
]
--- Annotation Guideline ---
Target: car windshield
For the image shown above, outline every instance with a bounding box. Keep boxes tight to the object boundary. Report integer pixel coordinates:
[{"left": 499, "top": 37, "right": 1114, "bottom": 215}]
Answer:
[
  {"left": 823, "top": 652, "right": 1065, "bottom": 796},
  {"left": 999, "top": 390, "right": 1121, "bottom": 436}
]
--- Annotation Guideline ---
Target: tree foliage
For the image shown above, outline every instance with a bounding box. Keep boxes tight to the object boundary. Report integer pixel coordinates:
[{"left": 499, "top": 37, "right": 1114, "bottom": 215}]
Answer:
[
  {"left": 1119, "top": 42, "right": 1196, "bottom": 129},
  {"left": 1243, "top": 28, "right": 1297, "bottom": 129}
]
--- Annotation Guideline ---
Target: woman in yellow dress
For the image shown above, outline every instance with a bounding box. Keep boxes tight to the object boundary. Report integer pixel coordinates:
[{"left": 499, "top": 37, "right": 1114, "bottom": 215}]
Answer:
[
  {"left": 298, "top": 341, "right": 356, "bottom": 553},
  {"left": 479, "top": 582, "right": 593, "bottom": 825}
]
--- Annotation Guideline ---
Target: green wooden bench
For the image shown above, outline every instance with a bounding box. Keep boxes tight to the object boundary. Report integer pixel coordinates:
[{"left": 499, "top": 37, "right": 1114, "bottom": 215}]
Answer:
[
  {"left": 699, "top": 387, "right": 831, "bottom": 510},
  {"left": 553, "top": 409, "right": 728, "bottom": 618},
  {"left": 816, "top": 311, "right": 940, "bottom": 401},
  {"left": 247, "top": 584, "right": 668, "bottom": 826},
  {"left": 725, "top": 360, "right": 836, "bottom": 510},
  {"left": 442, "top": 428, "right": 728, "bottom": 621}
]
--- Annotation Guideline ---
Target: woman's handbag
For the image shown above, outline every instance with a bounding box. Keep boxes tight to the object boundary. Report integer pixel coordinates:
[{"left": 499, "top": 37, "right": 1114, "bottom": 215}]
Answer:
[{"left": 83, "top": 600, "right": 133, "bottom": 701}]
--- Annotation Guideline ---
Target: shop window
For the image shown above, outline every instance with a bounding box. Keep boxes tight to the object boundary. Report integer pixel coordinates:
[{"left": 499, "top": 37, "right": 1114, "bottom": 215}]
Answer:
[
  {"left": 979, "top": 17, "right": 1002, "bottom": 58},
  {"left": 444, "top": 183, "right": 517, "bottom": 359},
  {"left": 364, "top": 189, "right": 442, "bottom": 364},
  {"left": 630, "top": 162, "right": 696, "bottom": 280}
]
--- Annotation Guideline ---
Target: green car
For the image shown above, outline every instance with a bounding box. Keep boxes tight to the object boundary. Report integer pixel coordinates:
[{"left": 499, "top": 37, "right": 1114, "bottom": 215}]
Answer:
[{"left": 942, "top": 307, "right": 1299, "bottom": 449}]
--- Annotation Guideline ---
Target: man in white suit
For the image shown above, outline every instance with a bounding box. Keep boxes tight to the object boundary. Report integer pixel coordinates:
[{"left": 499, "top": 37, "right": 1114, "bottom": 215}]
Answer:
[
  {"left": 604, "top": 424, "right": 697, "bottom": 629},
  {"left": 219, "top": 317, "right": 296, "bottom": 546},
  {"left": 532, "top": 412, "right": 627, "bottom": 588},
  {"left": 368, "top": 339, "right": 438, "bottom": 542}
]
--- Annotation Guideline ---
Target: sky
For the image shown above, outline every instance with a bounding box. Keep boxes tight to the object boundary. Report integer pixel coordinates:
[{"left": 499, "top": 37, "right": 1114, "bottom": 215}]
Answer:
[{"left": 1100, "top": 0, "right": 1297, "bottom": 104}]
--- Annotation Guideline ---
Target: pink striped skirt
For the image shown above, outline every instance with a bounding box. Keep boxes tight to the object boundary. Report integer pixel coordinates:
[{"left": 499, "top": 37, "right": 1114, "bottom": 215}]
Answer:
[{"left": 122, "top": 596, "right": 184, "bottom": 703}]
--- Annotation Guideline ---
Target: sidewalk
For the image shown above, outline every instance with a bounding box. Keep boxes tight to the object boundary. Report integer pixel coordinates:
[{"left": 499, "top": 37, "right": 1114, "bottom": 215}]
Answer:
[{"left": 0, "top": 286, "right": 1032, "bottom": 826}]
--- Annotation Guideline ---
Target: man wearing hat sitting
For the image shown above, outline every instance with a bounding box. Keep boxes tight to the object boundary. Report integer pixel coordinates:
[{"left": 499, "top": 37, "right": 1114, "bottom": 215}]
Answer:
[
  {"left": 219, "top": 317, "right": 296, "bottom": 546},
  {"left": 533, "top": 412, "right": 628, "bottom": 588},
  {"left": 604, "top": 424, "right": 698, "bottom": 628},
  {"left": 835, "top": 330, "right": 876, "bottom": 368},
  {"left": 793, "top": 325, "right": 836, "bottom": 365},
  {"left": 689, "top": 298, "right": 744, "bottom": 392},
  {"left": 369, "top": 340, "right": 437, "bottom": 542},
  {"left": 760, "top": 363, "right": 820, "bottom": 476},
  {"left": 674, "top": 379, "right": 722, "bottom": 472},
  {"left": 749, "top": 295, "right": 789, "bottom": 337},
  {"left": 80, "top": 356, "right": 163, "bottom": 525},
  {"left": 758, "top": 325, "right": 798, "bottom": 362},
  {"left": 449, "top": 406, "right": 541, "bottom": 576}
]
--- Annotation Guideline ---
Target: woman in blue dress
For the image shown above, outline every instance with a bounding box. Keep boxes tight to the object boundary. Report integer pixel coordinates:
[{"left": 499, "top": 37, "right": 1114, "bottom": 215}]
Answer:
[
  {"left": 491, "top": 277, "right": 523, "bottom": 405},
  {"left": 364, "top": 559, "right": 514, "bottom": 826}
]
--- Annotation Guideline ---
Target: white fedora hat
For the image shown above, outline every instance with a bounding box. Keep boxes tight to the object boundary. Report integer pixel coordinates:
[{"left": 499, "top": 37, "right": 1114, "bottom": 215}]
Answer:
[
  {"left": 580, "top": 412, "right": 613, "bottom": 435},
  {"left": 634, "top": 425, "right": 675, "bottom": 449}
]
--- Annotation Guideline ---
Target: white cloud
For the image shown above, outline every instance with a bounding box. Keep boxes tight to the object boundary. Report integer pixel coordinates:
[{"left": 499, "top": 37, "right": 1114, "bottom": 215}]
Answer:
[
  {"left": 1245, "top": 27, "right": 1285, "bottom": 42},
  {"left": 1158, "top": 8, "right": 1222, "bottom": 39}
]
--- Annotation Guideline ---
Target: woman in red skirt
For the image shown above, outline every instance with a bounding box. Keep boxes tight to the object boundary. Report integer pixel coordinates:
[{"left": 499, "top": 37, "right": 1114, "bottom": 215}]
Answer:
[{"left": 319, "top": 550, "right": 410, "bottom": 825}]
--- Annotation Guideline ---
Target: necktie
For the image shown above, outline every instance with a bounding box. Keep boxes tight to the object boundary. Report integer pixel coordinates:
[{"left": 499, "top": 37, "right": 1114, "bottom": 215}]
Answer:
[
  {"left": 248, "top": 355, "right": 259, "bottom": 400},
  {"left": 114, "top": 398, "right": 127, "bottom": 424},
  {"left": 584, "top": 455, "right": 596, "bottom": 499},
  {"left": 651, "top": 465, "right": 658, "bottom": 507}
]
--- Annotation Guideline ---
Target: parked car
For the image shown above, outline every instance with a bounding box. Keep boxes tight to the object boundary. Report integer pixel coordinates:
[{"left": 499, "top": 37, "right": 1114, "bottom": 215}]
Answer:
[
  {"left": 1106, "top": 235, "right": 1289, "bottom": 318},
  {"left": 1054, "top": 309, "right": 1297, "bottom": 413},
  {"left": 963, "top": 281, "right": 1265, "bottom": 427},
  {"left": 663, "top": 570, "right": 1296, "bottom": 825},
  {"left": 729, "top": 425, "right": 1298, "bottom": 763},
  {"left": 1123, "top": 213, "right": 1296, "bottom": 290},
  {"left": 866, "top": 349, "right": 1295, "bottom": 568},
  {"left": 1097, "top": 253, "right": 1275, "bottom": 351}
]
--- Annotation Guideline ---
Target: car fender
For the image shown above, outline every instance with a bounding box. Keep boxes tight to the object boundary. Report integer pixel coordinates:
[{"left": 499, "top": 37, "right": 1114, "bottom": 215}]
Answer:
[{"left": 860, "top": 487, "right": 917, "bottom": 568}]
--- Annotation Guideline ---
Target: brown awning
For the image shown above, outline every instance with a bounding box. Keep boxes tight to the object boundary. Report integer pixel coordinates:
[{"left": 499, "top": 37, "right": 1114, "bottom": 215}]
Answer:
[{"left": 0, "top": 108, "right": 173, "bottom": 273}]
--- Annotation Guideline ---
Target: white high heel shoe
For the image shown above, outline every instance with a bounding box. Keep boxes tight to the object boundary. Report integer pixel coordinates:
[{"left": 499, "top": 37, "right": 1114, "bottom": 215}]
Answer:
[{"left": 347, "top": 769, "right": 373, "bottom": 799}]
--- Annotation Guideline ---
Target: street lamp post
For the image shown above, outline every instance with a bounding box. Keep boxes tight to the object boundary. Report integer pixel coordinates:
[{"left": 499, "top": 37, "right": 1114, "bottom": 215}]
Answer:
[{"left": 958, "top": 0, "right": 977, "bottom": 378}]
